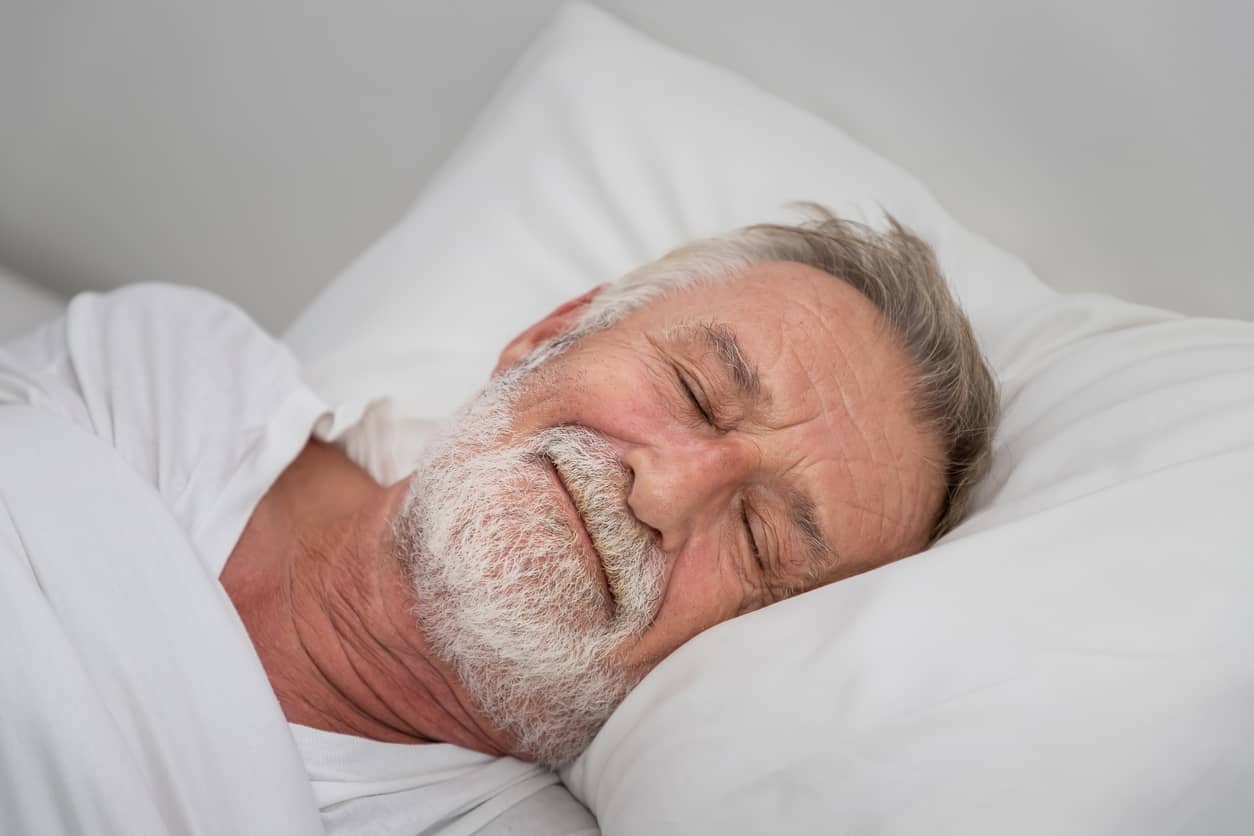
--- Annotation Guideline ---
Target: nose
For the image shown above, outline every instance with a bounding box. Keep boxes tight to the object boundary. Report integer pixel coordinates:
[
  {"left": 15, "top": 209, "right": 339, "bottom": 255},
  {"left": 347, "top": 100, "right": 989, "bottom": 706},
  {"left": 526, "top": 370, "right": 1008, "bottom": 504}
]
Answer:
[{"left": 623, "top": 435, "right": 757, "bottom": 552}]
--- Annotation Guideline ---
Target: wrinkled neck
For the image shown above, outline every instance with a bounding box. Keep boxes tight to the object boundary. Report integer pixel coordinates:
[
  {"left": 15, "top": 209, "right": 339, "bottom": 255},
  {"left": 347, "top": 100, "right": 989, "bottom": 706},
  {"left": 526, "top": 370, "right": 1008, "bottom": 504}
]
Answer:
[{"left": 221, "top": 440, "right": 513, "bottom": 758}]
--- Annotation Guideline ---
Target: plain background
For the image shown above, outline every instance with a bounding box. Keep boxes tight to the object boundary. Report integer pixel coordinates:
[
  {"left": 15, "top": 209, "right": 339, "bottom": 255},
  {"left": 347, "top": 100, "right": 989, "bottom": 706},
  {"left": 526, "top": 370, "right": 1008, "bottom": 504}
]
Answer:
[{"left": 1, "top": 0, "right": 1250, "bottom": 331}]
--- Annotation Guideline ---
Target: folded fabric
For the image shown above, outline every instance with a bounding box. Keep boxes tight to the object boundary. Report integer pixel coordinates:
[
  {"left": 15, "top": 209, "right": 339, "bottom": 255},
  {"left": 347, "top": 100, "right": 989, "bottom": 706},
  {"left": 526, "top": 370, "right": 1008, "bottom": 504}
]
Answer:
[{"left": 0, "top": 407, "right": 325, "bottom": 835}]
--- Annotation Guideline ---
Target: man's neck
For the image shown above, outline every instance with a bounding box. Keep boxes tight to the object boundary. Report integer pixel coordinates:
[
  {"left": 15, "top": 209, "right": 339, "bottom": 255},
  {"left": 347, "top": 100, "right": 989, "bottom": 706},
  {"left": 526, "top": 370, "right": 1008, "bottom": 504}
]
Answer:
[{"left": 220, "top": 440, "right": 511, "bottom": 756}]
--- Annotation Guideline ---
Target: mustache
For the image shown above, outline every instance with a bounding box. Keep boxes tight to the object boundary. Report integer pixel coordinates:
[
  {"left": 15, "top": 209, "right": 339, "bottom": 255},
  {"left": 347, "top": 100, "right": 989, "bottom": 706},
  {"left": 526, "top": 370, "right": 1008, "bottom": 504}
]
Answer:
[{"left": 529, "top": 426, "right": 664, "bottom": 627}]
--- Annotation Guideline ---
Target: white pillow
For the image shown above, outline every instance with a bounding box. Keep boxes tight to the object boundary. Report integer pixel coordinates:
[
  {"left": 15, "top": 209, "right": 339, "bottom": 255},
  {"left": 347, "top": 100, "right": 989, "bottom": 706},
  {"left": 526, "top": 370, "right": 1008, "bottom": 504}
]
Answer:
[{"left": 285, "top": 4, "right": 1254, "bottom": 833}]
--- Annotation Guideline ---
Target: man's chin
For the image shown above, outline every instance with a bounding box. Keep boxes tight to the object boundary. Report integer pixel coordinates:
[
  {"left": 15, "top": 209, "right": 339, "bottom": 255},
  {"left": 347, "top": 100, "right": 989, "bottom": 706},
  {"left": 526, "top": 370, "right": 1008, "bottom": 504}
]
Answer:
[
  {"left": 394, "top": 375, "right": 662, "bottom": 765},
  {"left": 433, "top": 619, "right": 633, "bottom": 766}
]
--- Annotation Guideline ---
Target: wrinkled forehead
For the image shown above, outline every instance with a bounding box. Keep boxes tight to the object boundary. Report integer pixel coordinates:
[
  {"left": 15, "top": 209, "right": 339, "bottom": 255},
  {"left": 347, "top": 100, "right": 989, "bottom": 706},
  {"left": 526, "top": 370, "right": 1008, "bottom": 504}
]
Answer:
[
  {"left": 636, "top": 261, "right": 895, "bottom": 350},
  {"left": 632, "top": 263, "right": 917, "bottom": 409}
]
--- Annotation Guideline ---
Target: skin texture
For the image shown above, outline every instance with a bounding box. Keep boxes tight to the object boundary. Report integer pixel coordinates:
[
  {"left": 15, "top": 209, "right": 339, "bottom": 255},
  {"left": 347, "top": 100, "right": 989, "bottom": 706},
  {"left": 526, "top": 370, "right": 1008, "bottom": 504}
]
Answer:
[{"left": 221, "top": 261, "right": 946, "bottom": 758}]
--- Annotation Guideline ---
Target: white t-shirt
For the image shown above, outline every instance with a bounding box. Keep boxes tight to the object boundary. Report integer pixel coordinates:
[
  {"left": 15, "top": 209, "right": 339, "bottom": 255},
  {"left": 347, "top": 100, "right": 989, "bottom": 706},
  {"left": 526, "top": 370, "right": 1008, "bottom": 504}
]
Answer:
[{"left": 0, "top": 284, "right": 598, "bottom": 836}]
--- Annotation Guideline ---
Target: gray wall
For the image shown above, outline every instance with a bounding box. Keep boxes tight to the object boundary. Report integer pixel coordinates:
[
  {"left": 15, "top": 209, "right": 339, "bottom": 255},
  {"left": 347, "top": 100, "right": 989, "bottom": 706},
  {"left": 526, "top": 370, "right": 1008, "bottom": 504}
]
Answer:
[{"left": 1, "top": 0, "right": 1250, "bottom": 330}]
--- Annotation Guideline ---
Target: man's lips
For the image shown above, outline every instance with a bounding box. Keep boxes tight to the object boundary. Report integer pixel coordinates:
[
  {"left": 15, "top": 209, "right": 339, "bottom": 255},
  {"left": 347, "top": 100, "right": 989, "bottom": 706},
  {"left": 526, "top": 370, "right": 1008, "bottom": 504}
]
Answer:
[{"left": 540, "top": 455, "right": 617, "bottom": 617}]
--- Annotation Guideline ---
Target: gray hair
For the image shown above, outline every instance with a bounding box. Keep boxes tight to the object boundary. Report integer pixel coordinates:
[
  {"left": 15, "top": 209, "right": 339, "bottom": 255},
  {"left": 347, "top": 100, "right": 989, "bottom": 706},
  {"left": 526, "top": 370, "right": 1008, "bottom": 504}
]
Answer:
[{"left": 575, "top": 204, "right": 998, "bottom": 542}]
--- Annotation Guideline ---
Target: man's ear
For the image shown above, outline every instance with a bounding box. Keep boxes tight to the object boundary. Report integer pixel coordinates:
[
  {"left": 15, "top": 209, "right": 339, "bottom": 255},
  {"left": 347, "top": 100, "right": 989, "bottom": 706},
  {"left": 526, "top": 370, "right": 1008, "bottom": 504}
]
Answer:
[{"left": 493, "top": 285, "right": 606, "bottom": 375}]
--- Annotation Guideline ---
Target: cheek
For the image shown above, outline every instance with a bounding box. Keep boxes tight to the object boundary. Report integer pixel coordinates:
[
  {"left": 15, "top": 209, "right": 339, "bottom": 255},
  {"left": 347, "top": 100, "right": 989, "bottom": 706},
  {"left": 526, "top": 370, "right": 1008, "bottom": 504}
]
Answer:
[
  {"left": 517, "top": 351, "right": 676, "bottom": 443},
  {"left": 517, "top": 343, "right": 754, "bottom": 662},
  {"left": 620, "top": 536, "right": 749, "bottom": 668}
]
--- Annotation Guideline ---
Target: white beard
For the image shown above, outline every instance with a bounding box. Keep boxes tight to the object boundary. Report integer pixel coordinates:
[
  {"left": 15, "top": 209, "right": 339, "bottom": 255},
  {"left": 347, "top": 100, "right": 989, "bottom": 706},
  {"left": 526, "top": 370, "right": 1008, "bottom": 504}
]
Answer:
[{"left": 393, "top": 360, "right": 666, "bottom": 767}]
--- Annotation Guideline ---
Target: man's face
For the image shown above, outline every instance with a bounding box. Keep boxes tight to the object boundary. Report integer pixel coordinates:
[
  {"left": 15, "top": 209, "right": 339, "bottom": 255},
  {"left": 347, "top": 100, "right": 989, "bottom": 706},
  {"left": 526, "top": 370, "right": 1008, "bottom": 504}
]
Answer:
[{"left": 396, "top": 261, "right": 945, "bottom": 765}]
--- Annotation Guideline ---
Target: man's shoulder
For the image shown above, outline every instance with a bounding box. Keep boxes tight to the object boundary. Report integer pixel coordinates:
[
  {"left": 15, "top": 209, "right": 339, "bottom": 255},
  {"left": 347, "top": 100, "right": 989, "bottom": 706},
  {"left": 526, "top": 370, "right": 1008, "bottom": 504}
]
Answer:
[
  {"left": 70, "top": 281, "right": 299, "bottom": 384},
  {"left": 78, "top": 282, "right": 276, "bottom": 344},
  {"left": 102, "top": 281, "right": 235, "bottom": 307}
]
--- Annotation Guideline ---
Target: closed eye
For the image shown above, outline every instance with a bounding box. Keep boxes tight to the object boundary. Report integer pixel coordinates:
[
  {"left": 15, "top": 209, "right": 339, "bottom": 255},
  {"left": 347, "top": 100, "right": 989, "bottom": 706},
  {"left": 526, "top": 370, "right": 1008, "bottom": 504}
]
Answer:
[
  {"left": 676, "top": 368, "right": 715, "bottom": 425},
  {"left": 741, "top": 502, "right": 765, "bottom": 572}
]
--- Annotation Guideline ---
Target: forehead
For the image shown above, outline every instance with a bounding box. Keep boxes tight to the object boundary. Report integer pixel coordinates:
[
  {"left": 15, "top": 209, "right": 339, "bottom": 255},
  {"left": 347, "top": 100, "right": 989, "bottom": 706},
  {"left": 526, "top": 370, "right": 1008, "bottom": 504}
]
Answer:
[
  {"left": 626, "top": 261, "right": 904, "bottom": 411},
  {"left": 616, "top": 261, "right": 944, "bottom": 571},
  {"left": 656, "top": 262, "right": 884, "bottom": 370}
]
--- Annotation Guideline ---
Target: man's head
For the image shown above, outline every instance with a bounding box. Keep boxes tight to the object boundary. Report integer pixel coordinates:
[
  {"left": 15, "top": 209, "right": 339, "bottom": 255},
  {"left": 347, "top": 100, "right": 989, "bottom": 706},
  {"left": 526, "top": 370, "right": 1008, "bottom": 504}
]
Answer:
[{"left": 393, "top": 207, "right": 998, "bottom": 766}]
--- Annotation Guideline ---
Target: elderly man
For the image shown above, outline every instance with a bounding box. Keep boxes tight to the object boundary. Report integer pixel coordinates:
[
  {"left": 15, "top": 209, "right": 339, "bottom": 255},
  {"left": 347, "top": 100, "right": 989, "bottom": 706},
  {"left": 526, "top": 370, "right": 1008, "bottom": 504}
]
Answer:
[{"left": 0, "top": 208, "right": 995, "bottom": 834}]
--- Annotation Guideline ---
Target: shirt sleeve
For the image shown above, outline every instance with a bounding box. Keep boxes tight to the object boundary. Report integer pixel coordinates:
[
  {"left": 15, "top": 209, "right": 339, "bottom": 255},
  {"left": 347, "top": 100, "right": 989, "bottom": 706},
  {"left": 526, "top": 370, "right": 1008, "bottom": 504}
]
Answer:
[{"left": 0, "top": 283, "right": 323, "bottom": 571}]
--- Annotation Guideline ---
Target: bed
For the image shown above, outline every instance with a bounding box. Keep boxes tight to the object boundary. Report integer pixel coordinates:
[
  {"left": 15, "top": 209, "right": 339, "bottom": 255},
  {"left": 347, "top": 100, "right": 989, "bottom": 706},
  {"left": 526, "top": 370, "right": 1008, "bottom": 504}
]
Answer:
[{"left": 3, "top": 3, "right": 1252, "bottom": 834}]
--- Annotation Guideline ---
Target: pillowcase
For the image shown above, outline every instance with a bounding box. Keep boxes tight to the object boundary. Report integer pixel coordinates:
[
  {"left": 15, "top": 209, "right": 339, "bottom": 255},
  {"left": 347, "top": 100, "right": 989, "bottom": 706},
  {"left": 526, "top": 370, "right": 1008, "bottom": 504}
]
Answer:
[{"left": 285, "top": 3, "right": 1254, "bottom": 833}]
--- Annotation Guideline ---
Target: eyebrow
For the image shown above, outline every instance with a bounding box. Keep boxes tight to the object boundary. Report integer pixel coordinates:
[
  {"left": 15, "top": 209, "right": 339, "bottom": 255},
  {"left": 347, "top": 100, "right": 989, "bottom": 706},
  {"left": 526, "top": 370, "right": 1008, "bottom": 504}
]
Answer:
[
  {"left": 785, "top": 486, "right": 838, "bottom": 584},
  {"left": 696, "top": 321, "right": 767, "bottom": 406},
  {"left": 689, "top": 321, "right": 839, "bottom": 582}
]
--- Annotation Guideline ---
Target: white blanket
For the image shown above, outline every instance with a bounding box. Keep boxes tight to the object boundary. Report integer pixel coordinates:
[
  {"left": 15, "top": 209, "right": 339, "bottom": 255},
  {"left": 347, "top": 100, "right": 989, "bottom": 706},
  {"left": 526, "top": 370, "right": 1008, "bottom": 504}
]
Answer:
[{"left": 0, "top": 406, "right": 324, "bottom": 834}]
